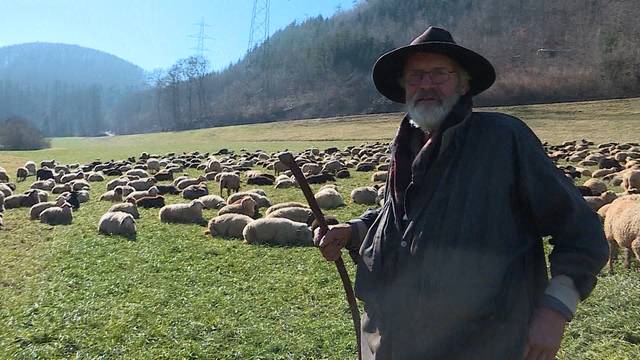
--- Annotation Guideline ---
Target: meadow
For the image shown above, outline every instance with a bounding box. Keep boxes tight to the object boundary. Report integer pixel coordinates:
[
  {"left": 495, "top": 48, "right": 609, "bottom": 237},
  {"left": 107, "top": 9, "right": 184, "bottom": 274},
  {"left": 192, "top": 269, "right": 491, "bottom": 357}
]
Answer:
[{"left": 1, "top": 97, "right": 639, "bottom": 359}]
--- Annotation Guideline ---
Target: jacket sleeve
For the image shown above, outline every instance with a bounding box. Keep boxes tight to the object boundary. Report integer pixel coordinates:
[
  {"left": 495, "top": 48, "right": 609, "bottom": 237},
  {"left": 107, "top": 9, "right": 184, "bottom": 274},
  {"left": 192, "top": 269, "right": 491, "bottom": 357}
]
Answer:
[{"left": 513, "top": 124, "right": 608, "bottom": 301}]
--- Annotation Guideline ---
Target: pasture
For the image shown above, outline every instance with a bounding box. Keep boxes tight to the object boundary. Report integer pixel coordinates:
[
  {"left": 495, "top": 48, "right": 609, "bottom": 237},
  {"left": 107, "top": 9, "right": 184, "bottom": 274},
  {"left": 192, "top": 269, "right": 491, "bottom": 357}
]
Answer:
[{"left": 1, "top": 97, "right": 640, "bottom": 359}]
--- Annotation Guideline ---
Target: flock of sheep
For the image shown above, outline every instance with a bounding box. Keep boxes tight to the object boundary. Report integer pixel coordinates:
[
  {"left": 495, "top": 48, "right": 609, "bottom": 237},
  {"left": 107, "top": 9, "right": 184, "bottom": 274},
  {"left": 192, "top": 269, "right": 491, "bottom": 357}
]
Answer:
[
  {"left": 1, "top": 138, "right": 640, "bottom": 272},
  {"left": 0, "top": 144, "right": 387, "bottom": 247}
]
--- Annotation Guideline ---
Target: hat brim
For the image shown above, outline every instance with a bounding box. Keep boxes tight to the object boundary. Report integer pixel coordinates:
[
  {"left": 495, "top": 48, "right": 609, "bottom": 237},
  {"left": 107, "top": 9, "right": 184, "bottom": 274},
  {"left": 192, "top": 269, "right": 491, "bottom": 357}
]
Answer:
[{"left": 372, "top": 42, "right": 496, "bottom": 103}]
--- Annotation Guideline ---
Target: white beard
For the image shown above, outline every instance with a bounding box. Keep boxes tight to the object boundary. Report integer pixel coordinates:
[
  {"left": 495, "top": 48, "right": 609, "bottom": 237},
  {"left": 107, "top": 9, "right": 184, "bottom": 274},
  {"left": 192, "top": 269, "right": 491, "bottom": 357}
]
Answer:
[{"left": 408, "top": 92, "right": 460, "bottom": 132}]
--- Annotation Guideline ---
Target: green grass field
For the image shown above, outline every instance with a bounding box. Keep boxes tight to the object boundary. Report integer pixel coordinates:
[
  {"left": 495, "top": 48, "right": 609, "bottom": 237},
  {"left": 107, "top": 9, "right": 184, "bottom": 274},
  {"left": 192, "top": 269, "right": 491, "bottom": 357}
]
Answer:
[{"left": 1, "top": 97, "right": 640, "bottom": 359}]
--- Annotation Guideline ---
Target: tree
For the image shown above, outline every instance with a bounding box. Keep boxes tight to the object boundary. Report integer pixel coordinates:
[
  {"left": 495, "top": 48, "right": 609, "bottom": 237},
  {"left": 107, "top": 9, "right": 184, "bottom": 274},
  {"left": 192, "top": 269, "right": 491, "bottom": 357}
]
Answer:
[{"left": 0, "top": 116, "right": 50, "bottom": 150}]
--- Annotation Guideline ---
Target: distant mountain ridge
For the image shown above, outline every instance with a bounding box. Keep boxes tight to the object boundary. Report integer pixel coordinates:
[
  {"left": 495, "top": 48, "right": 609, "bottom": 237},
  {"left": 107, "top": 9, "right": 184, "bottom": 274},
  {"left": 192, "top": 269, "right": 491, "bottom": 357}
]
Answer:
[{"left": 0, "top": 42, "right": 145, "bottom": 88}]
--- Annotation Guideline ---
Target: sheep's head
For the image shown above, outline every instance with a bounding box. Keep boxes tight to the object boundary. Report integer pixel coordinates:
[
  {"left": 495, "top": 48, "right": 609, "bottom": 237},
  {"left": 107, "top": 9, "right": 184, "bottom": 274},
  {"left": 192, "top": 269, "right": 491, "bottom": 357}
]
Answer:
[
  {"left": 148, "top": 186, "right": 159, "bottom": 196},
  {"left": 190, "top": 200, "right": 205, "bottom": 210},
  {"left": 240, "top": 197, "right": 257, "bottom": 212}
]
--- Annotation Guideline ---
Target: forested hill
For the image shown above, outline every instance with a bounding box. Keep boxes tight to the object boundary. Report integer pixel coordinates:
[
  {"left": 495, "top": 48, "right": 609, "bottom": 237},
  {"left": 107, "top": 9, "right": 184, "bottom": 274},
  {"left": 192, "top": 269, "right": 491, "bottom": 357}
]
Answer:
[
  {"left": 3, "top": 0, "right": 639, "bottom": 137},
  {"left": 0, "top": 43, "right": 145, "bottom": 136}
]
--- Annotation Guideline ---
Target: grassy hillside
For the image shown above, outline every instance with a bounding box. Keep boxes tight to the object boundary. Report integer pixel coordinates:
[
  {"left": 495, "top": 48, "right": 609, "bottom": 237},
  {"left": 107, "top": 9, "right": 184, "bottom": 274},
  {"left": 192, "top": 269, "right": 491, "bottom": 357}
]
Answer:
[{"left": 1, "top": 98, "right": 639, "bottom": 359}]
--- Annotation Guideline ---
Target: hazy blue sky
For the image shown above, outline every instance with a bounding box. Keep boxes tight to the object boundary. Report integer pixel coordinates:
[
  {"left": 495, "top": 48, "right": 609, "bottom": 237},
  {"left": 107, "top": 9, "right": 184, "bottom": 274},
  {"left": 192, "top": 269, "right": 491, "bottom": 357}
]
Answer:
[{"left": 0, "top": 0, "right": 357, "bottom": 71}]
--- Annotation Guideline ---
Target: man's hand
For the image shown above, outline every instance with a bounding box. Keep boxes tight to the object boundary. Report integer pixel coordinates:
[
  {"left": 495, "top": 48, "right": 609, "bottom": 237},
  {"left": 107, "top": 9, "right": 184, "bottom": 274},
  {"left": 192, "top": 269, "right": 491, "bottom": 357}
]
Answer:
[
  {"left": 523, "top": 307, "right": 568, "bottom": 360},
  {"left": 313, "top": 224, "right": 352, "bottom": 261}
]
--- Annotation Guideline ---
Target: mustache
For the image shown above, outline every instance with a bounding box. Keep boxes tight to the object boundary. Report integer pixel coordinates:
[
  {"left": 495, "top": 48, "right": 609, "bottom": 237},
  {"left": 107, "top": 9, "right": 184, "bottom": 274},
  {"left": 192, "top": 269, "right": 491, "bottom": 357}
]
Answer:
[{"left": 409, "top": 90, "right": 442, "bottom": 104}]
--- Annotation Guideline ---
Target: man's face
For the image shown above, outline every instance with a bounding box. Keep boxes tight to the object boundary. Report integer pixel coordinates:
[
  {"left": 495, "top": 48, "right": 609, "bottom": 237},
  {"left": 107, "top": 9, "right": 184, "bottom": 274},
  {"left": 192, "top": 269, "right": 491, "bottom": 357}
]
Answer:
[{"left": 403, "top": 52, "right": 469, "bottom": 131}]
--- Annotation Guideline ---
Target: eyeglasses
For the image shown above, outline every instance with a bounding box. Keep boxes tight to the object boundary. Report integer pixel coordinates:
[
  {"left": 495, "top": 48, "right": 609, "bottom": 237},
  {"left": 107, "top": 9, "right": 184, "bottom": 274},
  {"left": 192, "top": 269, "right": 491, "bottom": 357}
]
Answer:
[{"left": 404, "top": 69, "right": 456, "bottom": 86}]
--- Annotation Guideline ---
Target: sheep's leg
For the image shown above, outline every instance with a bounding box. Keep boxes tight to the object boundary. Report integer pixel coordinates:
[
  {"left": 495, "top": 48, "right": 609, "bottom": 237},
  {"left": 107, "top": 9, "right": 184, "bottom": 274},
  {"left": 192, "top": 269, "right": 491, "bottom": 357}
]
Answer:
[
  {"left": 632, "top": 238, "right": 640, "bottom": 272},
  {"left": 608, "top": 240, "right": 619, "bottom": 274},
  {"left": 623, "top": 248, "right": 632, "bottom": 269}
]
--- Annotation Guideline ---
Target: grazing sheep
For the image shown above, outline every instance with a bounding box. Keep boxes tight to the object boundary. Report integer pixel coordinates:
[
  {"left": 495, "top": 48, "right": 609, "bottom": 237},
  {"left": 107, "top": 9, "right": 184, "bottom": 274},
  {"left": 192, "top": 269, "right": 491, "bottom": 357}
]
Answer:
[
  {"left": 16, "top": 167, "right": 28, "bottom": 182},
  {"left": 24, "top": 161, "right": 37, "bottom": 175},
  {"left": 622, "top": 170, "right": 640, "bottom": 194},
  {"left": 315, "top": 188, "right": 345, "bottom": 209},
  {"left": 40, "top": 203, "right": 73, "bottom": 225},
  {"left": 29, "top": 198, "right": 67, "bottom": 220},
  {"left": 159, "top": 199, "right": 207, "bottom": 225},
  {"left": 271, "top": 160, "right": 289, "bottom": 176},
  {"left": 205, "top": 213, "right": 254, "bottom": 238},
  {"left": 199, "top": 195, "right": 227, "bottom": 209},
  {"left": 218, "top": 197, "right": 257, "bottom": 217},
  {"left": 182, "top": 184, "right": 209, "bottom": 200},
  {"left": 109, "top": 199, "right": 140, "bottom": 219},
  {"left": 242, "top": 217, "right": 313, "bottom": 246},
  {"left": 98, "top": 211, "right": 137, "bottom": 239},
  {"left": 227, "top": 191, "right": 271, "bottom": 209},
  {"left": 602, "top": 196, "right": 640, "bottom": 272},
  {"left": 135, "top": 195, "right": 166, "bottom": 208},
  {"left": 266, "top": 206, "right": 313, "bottom": 224},
  {"left": 128, "top": 177, "right": 156, "bottom": 191},
  {"left": 351, "top": 187, "right": 379, "bottom": 205},
  {"left": 219, "top": 172, "right": 240, "bottom": 197},
  {"left": 265, "top": 202, "right": 308, "bottom": 215},
  {"left": 40, "top": 160, "right": 56, "bottom": 169},
  {"left": 4, "top": 189, "right": 41, "bottom": 209}
]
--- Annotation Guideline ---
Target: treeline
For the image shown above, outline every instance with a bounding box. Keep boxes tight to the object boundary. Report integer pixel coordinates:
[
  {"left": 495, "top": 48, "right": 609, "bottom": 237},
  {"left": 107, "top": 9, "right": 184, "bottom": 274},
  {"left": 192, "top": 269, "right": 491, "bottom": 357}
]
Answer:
[{"left": 110, "top": 0, "right": 640, "bottom": 134}]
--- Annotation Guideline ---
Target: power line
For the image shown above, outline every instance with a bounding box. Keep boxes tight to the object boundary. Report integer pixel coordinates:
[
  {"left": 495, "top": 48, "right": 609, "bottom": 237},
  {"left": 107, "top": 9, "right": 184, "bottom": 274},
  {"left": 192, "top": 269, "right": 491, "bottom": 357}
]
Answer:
[
  {"left": 247, "top": 0, "right": 270, "bottom": 52},
  {"left": 189, "top": 18, "right": 213, "bottom": 58}
]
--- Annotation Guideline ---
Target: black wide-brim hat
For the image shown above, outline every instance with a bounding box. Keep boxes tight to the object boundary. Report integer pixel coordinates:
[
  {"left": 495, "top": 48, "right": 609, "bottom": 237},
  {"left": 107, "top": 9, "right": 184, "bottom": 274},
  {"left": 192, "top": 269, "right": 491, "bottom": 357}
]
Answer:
[{"left": 372, "top": 26, "right": 496, "bottom": 103}]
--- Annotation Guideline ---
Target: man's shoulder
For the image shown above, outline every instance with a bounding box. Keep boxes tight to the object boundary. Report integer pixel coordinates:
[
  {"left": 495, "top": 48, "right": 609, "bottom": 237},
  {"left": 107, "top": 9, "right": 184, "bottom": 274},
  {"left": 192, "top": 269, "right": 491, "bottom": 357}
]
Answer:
[{"left": 469, "top": 111, "right": 538, "bottom": 140}]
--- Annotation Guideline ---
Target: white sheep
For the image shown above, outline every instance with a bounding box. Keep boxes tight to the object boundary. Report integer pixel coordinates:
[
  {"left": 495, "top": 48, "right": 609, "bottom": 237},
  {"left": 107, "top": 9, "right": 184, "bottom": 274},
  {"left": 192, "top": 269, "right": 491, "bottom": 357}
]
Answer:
[
  {"left": 176, "top": 176, "right": 206, "bottom": 191},
  {"left": 87, "top": 172, "right": 105, "bottom": 182},
  {"left": 351, "top": 186, "right": 378, "bottom": 205},
  {"left": 371, "top": 171, "right": 388, "bottom": 183},
  {"left": 243, "top": 217, "right": 313, "bottom": 246},
  {"left": 108, "top": 200, "right": 140, "bottom": 219},
  {"left": 126, "top": 169, "right": 150, "bottom": 178},
  {"left": 99, "top": 187, "right": 125, "bottom": 202},
  {"left": 107, "top": 177, "right": 130, "bottom": 191},
  {"left": 583, "top": 191, "right": 618, "bottom": 211},
  {"left": 4, "top": 189, "right": 41, "bottom": 209},
  {"left": 265, "top": 202, "right": 308, "bottom": 215},
  {"left": 146, "top": 158, "right": 161, "bottom": 173},
  {"left": 199, "top": 194, "right": 227, "bottom": 209},
  {"left": 159, "top": 199, "right": 207, "bottom": 225},
  {"left": 602, "top": 195, "right": 640, "bottom": 272},
  {"left": 583, "top": 178, "right": 607, "bottom": 196},
  {"left": 266, "top": 206, "right": 313, "bottom": 224},
  {"left": 98, "top": 211, "right": 137, "bottom": 238},
  {"left": 315, "top": 188, "right": 345, "bottom": 209},
  {"left": 205, "top": 213, "right": 254, "bottom": 238},
  {"left": 126, "top": 186, "right": 159, "bottom": 202},
  {"left": 622, "top": 170, "right": 640, "bottom": 194},
  {"left": 40, "top": 203, "right": 73, "bottom": 225},
  {"left": 30, "top": 179, "right": 56, "bottom": 192}
]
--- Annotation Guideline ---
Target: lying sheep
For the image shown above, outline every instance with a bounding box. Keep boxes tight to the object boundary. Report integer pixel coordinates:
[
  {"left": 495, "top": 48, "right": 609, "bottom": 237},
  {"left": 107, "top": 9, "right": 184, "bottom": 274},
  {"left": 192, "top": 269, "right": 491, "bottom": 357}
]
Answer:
[
  {"left": 29, "top": 198, "right": 67, "bottom": 220},
  {"left": 128, "top": 177, "right": 156, "bottom": 191},
  {"left": 351, "top": 187, "right": 378, "bottom": 205},
  {"left": 159, "top": 199, "right": 206, "bottom": 225},
  {"left": 99, "top": 187, "right": 125, "bottom": 202},
  {"left": 70, "top": 179, "right": 91, "bottom": 192},
  {"left": 126, "top": 186, "right": 159, "bottom": 202},
  {"left": 623, "top": 170, "right": 640, "bottom": 194},
  {"left": 371, "top": 171, "right": 388, "bottom": 183},
  {"left": 218, "top": 197, "right": 256, "bottom": 217},
  {"left": 602, "top": 195, "right": 640, "bottom": 272},
  {"left": 0, "top": 192, "right": 4, "bottom": 212},
  {"left": 219, "top": 172, "right": 240, "bottom": 197},
  {"left": 266, "top": 206, "right": 313, "bottom": 224},
  {"left": 24, "top": 161, "right": 36, "bottom": 175},
  {"left": 4, "top": 189, "right": 41, "bottom": 209},
  {"left": 0, "top": 212, "right": 3, "bottom": 229},
  {"left": 182, "top": 184, "right": 209, "bottom": 200},
  {"left": 205, "top": 213, "right": 254, "bottom": 238},
  {"left": 0, "top": 183, "right": 13, "bottom": 197},
  {"left": 583, "top": 191, "right": 618, "bottom": 211},
  {"left": 199, "top": 195, "right": 227, "bottom": 209},
  {"left": 275, "top": 179, "right": 297, "bottom": 189},
  {"left": 243, "top": 217, "right": 313, "bottom": 246},
  {"left": 40, "top": 203, "right": 73, "bottom": 225},
  {"left": 315, "top": 188, "right": 345, "bottom": 209},
  {"left": 265, "top": 202, "right": 308, "bottom": 215},
  {"left": 108, "top": 199, "right": 140, "bottom": 219},
  {"left": 98, "top": 211, "right": 136, "bottom": 239},
  {"left": 227, "top": 191, "right": 271, "bottom": 209},
  {"left": 16, "top": 167, "right": 28, "bottom": 182},
  {"left": 135, "top": 195, "right": 166, "bottom": 208},
  {"left": 155, "top": 184, "right": 180, "bottom": 195},
  {"left": 0, "top": 169, "right": 9, "bottom": 182},
  {"left": 583, "top": 178, "right": 608, "bottom": 196},
  {"left": 176, "top": 176, "right": 206, "bottom": 191},
  {"left": 30, "top": 179, "right": 56, "bottom": 192},
  {"left": 107, "top": 177, "right": 130, "bottom": 191}
]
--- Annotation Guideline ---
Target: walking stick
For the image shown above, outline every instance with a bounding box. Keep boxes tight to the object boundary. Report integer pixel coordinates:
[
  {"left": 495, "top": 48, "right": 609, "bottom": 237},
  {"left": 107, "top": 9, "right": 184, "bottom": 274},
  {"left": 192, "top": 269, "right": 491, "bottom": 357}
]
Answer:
[{"left": 278, "top": 152, "right": 361, "bottom": 360}]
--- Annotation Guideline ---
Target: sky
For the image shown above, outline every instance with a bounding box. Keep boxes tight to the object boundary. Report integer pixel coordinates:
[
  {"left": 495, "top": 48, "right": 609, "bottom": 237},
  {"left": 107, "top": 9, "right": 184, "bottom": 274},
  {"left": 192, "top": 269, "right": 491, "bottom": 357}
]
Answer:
[{"left": 0, "top": 0, "right": 358, "bottom": 72}]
